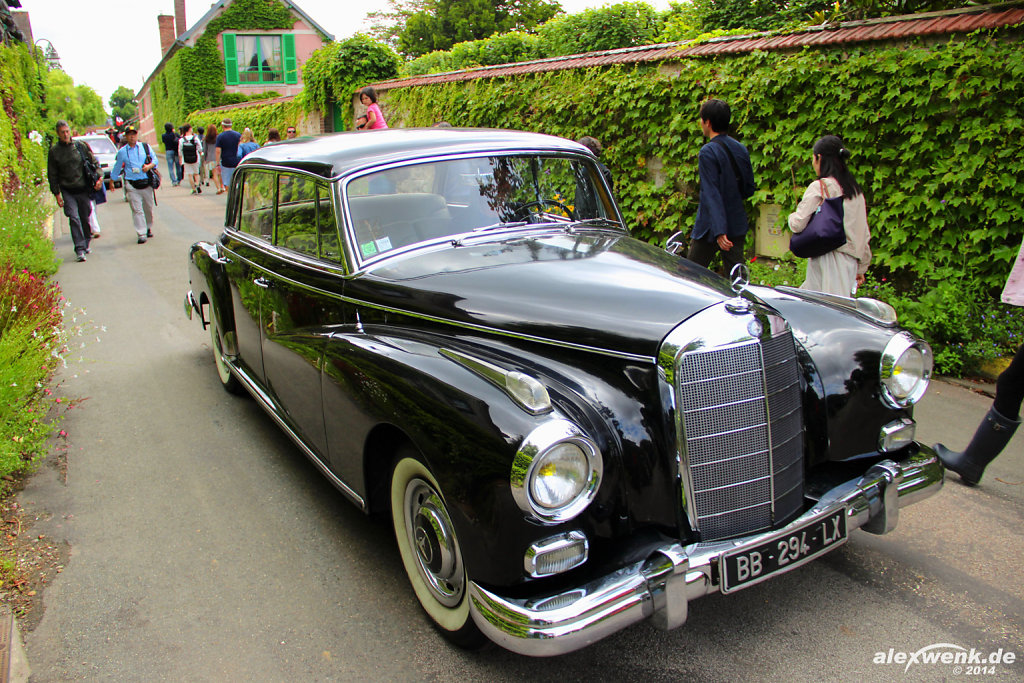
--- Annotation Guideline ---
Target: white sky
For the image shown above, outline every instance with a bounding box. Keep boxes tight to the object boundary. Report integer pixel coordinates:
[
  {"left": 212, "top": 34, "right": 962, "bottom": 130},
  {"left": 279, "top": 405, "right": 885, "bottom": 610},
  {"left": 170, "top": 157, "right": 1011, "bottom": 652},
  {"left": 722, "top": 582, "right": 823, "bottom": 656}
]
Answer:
[{"left": 24, "top": 0, "right": 673, "bottom": 112}]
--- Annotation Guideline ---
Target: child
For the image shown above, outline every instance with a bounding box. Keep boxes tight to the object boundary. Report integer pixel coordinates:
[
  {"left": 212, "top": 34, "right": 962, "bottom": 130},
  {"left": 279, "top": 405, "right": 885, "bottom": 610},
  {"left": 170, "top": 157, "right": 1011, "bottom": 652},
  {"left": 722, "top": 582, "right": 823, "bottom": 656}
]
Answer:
[{"left": 359, "top": 87, "right": 388, "bottom": 130}]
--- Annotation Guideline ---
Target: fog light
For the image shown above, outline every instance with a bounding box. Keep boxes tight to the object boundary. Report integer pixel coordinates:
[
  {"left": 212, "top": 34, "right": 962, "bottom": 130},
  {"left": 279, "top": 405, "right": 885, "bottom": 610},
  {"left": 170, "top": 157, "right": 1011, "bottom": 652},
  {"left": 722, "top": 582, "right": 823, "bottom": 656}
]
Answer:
[
  {"left": 524, "top": 531, "right": 588, "bottom": 578},
  {"left": 879, "top": 417, "right": 915, "bottom": 452}
]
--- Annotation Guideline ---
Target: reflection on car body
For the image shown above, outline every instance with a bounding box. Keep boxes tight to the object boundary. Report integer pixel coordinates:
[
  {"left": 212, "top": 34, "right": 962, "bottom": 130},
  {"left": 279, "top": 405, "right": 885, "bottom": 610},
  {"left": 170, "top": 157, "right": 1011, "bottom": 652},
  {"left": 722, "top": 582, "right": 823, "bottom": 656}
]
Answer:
[{"left": 185, "top": 128, "right": 942, "bottom": 656}]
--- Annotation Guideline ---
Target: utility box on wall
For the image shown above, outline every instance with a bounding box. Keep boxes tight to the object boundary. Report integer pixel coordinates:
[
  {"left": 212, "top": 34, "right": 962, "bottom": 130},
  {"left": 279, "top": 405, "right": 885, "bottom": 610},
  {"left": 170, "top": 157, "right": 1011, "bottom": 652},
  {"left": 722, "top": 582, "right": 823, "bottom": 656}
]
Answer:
[{"left": 755, "top": 204, "right": 789, "bottom": 258}]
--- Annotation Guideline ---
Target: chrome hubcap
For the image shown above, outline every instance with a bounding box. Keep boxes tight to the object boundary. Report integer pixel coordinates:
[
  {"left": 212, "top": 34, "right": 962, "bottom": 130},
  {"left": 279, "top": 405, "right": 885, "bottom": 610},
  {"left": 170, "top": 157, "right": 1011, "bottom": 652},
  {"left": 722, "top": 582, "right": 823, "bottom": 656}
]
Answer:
[{"left": 404, "top": 478, "right": 464, "bottom": 606}]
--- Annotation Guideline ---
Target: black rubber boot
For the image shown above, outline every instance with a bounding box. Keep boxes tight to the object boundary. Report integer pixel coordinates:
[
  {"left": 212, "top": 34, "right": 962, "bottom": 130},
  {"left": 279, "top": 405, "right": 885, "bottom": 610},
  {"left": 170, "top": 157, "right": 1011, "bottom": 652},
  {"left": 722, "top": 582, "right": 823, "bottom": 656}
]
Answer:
[{"left": 934, "top": 407, "right": 1020, "bottom": 486}]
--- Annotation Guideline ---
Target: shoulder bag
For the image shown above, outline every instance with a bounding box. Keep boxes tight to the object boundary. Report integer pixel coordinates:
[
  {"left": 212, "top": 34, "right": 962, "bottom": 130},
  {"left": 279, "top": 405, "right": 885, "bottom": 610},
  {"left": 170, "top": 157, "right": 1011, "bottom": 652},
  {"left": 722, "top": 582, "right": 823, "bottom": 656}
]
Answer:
[
  {"left": 143, "top": 143, "right": 162, "bottom": 190},
  {"left": 75, "top": 141, "right": 101, "bottom": 189},
  {"left": 789, "top": 179, "right": 846, "bottom": 258}
]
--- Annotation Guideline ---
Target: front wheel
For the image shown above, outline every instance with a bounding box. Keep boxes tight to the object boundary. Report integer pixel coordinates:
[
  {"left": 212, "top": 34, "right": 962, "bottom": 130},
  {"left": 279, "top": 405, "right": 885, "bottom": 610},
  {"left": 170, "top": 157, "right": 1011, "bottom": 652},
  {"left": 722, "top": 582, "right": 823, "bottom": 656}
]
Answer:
[{"left": 390, "top": 450, "right": 485, "bottom": 648}]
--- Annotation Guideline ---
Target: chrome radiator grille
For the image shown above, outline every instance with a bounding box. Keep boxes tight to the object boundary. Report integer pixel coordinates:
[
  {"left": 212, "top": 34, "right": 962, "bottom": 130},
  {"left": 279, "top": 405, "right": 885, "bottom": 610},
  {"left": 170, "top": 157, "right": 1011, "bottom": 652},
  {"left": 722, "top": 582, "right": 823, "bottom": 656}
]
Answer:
[{"left": 677, "top": 330, "right": 804, "bottom": 541}]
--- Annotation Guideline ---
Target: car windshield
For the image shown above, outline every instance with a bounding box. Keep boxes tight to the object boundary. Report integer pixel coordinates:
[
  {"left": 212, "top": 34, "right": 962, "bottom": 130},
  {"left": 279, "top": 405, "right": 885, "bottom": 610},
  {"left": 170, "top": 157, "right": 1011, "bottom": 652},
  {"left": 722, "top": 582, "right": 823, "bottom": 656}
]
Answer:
[
  {"left": 345, "top": 154, "right": 616, "bottom": 261},
  {"left": 82, "top": 137, "right": 116, "bottom": 154}
]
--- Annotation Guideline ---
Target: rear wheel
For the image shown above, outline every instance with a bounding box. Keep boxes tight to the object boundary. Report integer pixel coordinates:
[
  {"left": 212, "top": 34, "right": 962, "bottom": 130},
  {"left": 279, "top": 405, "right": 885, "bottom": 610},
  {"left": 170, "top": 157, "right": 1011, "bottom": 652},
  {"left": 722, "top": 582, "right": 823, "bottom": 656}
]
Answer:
[
  {"left": 390, "top": 450, "right": 485, "bottom": 648},
  {"left": 208, "top": 305, "right": 243, "bottom": 395}
]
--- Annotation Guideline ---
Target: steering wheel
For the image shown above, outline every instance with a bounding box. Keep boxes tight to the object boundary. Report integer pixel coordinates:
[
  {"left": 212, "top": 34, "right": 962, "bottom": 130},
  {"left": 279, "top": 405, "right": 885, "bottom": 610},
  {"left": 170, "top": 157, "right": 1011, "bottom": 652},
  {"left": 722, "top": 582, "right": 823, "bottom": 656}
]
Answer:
[{"left": 513, "top": 199, "right": 576, "bottom": 222}]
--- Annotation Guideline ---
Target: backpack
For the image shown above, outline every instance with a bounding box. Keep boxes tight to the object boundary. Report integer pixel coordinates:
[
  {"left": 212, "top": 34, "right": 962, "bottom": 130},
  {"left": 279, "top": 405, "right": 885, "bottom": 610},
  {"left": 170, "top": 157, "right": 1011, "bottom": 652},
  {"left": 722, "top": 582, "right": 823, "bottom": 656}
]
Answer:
[{"left": 181, "top": 136, "right": 199, "bottom": 164}]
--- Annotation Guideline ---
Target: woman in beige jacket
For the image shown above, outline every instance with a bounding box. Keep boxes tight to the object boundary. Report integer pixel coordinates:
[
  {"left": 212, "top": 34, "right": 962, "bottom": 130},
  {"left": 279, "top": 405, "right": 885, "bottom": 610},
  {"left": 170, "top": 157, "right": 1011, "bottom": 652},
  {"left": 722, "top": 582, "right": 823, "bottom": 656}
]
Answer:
[{"left": 788, "top": 135, "right": 871, "bottom": 297}]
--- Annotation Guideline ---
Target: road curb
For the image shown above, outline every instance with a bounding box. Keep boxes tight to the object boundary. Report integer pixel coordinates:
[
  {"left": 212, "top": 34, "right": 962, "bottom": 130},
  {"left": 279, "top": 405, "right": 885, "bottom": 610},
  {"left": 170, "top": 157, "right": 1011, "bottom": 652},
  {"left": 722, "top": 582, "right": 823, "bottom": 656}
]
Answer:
[{"left": 0, "top": 607, "right": 29, "bottom": 683}]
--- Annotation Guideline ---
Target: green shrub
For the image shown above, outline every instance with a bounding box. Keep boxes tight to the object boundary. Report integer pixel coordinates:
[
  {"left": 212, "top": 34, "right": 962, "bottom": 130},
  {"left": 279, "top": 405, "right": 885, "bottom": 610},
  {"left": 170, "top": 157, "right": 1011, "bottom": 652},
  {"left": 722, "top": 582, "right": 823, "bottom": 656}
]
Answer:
[
  {"left": 0, "top": 188, "right": 60, "bottom": 276},
  {"left": 0, "top": 264, "right": 67, "bottom": 476}
]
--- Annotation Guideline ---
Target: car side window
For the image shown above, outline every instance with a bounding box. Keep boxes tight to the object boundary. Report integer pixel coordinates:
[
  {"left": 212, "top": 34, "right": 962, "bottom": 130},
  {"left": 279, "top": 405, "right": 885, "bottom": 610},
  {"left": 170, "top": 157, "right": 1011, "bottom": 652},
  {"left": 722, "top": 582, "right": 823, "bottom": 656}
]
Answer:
[
  {"left": 317, "top": 184, "right": 342, "bottom": 264},
  {"left": 276, "top": 173, "right": 318, "bottom": 257},
  {"left": 238, "top": 170, "right": 275, "bottom": 240}
]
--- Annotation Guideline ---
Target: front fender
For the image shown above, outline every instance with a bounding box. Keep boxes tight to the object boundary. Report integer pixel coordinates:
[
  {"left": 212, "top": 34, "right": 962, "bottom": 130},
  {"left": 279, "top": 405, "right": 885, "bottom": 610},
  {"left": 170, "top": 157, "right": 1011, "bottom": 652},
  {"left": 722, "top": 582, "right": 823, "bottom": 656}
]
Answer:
[{"left": 188, "top": 241, "right": 234, "bottom": 350}]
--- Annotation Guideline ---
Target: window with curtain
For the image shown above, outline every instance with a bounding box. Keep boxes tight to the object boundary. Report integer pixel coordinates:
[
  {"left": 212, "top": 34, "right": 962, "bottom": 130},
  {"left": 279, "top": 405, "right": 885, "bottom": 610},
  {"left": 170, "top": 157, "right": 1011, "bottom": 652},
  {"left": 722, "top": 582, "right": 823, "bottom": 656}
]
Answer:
[{"left": 223, "top": 33, "right": 298, "bottom": 86}]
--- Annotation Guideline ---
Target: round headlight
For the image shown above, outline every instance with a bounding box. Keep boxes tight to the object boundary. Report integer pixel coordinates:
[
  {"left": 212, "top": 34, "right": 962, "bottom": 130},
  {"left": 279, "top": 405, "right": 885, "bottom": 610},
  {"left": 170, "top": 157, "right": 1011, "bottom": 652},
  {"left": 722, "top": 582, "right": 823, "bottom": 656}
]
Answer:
[
  {"left": 511, "top": 420, "right": 603, "bottom": 523},
  {"left": 530, "top": 442, "right": 589, "bottom": 509},
  {"left": 880, "top": 332, "right": 933, "bottom": 408}
]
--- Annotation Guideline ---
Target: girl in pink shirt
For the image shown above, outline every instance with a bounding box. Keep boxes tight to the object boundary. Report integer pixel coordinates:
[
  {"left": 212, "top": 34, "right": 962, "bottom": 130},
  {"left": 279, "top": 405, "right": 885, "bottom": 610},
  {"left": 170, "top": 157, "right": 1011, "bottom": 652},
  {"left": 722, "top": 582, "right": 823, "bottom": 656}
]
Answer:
[{"left": 360, "top": 87, "right": 388, "bottom": 130}]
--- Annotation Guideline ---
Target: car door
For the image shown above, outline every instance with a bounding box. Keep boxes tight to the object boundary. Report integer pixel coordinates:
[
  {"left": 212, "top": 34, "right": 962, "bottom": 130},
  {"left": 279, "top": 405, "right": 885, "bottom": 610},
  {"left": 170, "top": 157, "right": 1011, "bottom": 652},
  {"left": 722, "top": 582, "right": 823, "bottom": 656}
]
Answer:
[
  {"left": 260, "top": 172, "right": 345, "bottom": 462},
  {"left": 222, "top": 168, "right": 276, "bottom": 386}
]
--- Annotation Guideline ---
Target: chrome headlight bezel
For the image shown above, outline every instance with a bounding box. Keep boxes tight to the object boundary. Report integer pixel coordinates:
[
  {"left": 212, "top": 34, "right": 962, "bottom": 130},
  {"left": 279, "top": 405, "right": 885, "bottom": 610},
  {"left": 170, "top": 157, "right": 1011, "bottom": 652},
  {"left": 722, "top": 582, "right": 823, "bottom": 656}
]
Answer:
[
  {"left": 880, "top": 332, "right": 933, "bottom": 408},
  {"left": 511, "top": 419, "right": 603, "bottom": 524}
]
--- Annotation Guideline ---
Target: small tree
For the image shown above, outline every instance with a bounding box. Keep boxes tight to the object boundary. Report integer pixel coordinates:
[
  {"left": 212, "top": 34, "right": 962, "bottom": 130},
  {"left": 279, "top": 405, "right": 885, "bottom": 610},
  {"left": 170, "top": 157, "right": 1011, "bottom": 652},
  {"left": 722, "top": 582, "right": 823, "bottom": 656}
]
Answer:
[
  {"left": 298, "top": 34, "right": 402, "bottom": 114},
  {"left": 109, "top": 86, "right": 137, "bottom": 122}
]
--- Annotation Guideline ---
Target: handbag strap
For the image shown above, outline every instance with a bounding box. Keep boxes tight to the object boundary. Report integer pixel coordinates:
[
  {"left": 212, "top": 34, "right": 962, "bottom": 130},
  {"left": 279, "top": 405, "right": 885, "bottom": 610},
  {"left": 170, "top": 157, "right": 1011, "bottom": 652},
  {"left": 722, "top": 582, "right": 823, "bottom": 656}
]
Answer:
[{"left": 818, "top": 178, "right": 831, "bottom": 199}]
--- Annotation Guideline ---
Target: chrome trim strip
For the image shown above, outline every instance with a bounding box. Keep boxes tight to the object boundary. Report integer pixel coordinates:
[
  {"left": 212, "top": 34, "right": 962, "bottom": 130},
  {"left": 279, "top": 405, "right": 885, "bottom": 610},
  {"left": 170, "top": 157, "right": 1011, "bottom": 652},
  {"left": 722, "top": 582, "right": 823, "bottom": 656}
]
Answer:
[
  {"left": 226, "top": 361, "right": 367, "bottom": 511},
  {"left": 439, "top": 348, "right": 552, "bottom": 414},
  {"left": 469, "top": 447, "right": 944, "bottom": 657}
]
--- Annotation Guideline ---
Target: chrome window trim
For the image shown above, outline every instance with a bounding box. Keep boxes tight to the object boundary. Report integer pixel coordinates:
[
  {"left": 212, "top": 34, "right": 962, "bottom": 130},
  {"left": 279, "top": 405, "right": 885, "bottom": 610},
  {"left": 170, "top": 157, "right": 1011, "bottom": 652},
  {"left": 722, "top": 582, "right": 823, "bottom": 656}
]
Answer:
[
  {"left": 337, "top": 150, "right": 625, "bottom": 273},
  {"left": 510, "top": 419, "right": 603, "bottom": 524}
]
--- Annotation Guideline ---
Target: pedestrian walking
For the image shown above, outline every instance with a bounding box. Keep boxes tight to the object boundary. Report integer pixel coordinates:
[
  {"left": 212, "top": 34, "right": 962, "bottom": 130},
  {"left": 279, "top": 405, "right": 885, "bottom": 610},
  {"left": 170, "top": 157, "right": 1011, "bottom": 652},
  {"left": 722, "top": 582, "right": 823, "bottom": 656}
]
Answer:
[
  {"left": 285, "top": 125, "right": 298, "bottom": 139},
  {"left": 359, "top": 87, "right": 388, "bottom": 130},
  {"left": 788, "top": 135, "right": 871, "bottom": 297},
  {"left": 110, "top": 125, "right": 159, "bottom": 244},
  {"left": 203, "top": 124, "right": 218, "bottom": 187},
  {"left": 934, "top": 245, "right": 1024, "bottom": 486},
  {"left": 215, "top": 118, "right": 242, "bottom": 194},
  {"left": 88, "top": 179, "right": 106, "bottom": 239},
  {"left": 179, "top": 124, "right": 204, "bottom": 195},
  {"left": 687, "top": 98, "right": 756, "bottom": 275},
  {"left": 162, "top": 122, "right": 182, "bottom": 187},
  {"left": 238, "top": 127, "right": 260, "bottom": 159},
  {"left": 47, "top": 120, "right": 103, "bottom": 261}
]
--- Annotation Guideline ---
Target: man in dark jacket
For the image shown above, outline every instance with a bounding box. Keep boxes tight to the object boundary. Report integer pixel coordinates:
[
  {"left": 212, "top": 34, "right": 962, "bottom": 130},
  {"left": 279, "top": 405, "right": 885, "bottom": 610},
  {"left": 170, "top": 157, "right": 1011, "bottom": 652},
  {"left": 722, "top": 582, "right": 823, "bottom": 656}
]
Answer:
[
  {"left": 162, "top": 122, "right": 181, "bottom": 187},
  {"left": 688, "top": 99, "right": 756, "bottom": 274},
  {"left": 47, "top": 120, "right": 102, "bottom": 261}
]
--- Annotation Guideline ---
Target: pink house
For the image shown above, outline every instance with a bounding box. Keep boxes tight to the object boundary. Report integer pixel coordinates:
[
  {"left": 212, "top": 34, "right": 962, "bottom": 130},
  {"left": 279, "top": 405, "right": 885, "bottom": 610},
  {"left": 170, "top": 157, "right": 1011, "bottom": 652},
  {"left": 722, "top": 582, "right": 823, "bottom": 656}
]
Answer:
[{"left": 136, "top": 0, "right": 332, "bottom": 145}]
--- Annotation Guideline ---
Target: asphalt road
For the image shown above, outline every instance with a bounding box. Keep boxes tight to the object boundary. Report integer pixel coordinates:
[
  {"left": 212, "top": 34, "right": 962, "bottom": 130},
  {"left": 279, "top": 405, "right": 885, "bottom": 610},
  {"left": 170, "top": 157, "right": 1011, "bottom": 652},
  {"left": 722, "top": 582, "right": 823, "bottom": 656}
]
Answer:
[{"left": 17, "top": 178, "right": 1024, "bottom": 681}]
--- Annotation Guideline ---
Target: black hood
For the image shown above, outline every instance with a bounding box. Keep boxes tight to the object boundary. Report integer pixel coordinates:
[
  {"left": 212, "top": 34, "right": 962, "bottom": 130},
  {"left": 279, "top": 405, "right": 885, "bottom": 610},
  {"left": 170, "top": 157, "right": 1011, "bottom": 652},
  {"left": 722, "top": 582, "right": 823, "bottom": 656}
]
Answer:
[{"left": 354, "top": 230, "right": 740, "bottom": 359}]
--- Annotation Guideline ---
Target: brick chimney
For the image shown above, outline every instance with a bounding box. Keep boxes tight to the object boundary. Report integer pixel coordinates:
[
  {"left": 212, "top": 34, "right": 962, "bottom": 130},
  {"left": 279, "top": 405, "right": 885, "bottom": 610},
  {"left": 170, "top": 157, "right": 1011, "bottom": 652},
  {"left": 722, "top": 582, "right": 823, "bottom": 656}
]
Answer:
[
  {"left": 158, "top": 15, "right": 175, "bottom": 56},
  {"left": 174, "top": 0, "right": 187, "bottom": 37}
]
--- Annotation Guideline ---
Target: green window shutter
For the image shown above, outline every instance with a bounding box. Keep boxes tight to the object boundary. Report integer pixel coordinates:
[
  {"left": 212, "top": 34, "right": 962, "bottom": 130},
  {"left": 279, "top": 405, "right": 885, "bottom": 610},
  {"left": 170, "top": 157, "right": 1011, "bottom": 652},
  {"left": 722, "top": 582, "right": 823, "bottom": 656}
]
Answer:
[
  {"left": 223, "top": 33, "right": 238, "bottom": 85},
  {"left": 283, "top": 34, "right": 298, "bottom": 84}
]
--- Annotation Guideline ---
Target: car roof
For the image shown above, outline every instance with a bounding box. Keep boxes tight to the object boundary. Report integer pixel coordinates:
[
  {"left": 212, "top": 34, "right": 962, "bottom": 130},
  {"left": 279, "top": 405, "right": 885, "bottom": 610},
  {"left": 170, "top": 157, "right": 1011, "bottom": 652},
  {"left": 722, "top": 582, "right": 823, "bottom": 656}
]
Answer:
[{"left": 238, "top": 128, "right": 593, "bottom": 179}]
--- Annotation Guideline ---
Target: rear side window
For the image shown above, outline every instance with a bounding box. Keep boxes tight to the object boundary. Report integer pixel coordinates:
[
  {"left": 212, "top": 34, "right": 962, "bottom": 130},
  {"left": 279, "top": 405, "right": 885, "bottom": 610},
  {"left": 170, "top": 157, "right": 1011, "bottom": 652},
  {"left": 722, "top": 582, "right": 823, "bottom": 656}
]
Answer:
[
  {"left": 276, "top": 174, "right": 318, "bottom": 257},
  {"left": 237, "top": 170, "right": 275, "bottom": 240}
]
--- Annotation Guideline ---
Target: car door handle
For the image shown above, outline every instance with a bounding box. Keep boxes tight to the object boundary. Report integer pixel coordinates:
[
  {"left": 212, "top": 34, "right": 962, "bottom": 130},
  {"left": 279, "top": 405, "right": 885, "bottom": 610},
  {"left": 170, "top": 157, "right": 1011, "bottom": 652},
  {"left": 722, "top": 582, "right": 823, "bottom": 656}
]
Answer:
[{"left": 253, "top": 277, "right": 270, "bottom": 289}]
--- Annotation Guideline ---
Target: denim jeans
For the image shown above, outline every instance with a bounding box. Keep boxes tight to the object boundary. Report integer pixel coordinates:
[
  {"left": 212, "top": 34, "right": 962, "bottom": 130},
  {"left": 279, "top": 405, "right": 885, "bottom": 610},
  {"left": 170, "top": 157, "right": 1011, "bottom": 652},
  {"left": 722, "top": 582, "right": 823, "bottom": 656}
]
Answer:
[{"left": 165, "top": 149, "right": 181, "bottom": 185}]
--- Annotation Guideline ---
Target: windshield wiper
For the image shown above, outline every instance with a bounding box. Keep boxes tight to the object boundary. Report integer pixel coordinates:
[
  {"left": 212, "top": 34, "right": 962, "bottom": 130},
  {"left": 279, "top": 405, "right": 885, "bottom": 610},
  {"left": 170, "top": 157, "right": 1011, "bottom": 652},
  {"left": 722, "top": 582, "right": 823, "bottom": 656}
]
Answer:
[
  {"left": 472, "top": 221, "right": 529, "bottom": 232},
  {"left": 574, "top": 217, "right": 622, "bottom": 228}
]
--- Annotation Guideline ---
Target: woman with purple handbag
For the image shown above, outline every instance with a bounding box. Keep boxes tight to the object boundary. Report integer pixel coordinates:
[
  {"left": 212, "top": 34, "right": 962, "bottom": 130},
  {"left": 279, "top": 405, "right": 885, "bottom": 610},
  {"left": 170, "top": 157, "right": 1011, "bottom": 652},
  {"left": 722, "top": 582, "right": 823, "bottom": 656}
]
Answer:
[{"left": 788, "top": 135, "right": 872, "bottom": 296}]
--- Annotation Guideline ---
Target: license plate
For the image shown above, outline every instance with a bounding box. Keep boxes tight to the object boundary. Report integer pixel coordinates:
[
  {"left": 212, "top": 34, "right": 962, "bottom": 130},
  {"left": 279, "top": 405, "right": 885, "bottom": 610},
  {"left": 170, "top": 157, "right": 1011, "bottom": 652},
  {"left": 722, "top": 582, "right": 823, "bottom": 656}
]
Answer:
[{"left": 720, "top": 508, "right": 847, "bottom": 593}]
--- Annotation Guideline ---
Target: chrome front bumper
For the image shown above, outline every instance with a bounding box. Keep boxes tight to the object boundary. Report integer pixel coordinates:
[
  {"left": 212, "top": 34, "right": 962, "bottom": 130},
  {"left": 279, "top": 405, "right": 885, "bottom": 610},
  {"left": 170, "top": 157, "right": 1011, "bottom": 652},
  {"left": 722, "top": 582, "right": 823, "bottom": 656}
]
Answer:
[{"left": 469, "top": 447, "right": 943, "bottom": 657}]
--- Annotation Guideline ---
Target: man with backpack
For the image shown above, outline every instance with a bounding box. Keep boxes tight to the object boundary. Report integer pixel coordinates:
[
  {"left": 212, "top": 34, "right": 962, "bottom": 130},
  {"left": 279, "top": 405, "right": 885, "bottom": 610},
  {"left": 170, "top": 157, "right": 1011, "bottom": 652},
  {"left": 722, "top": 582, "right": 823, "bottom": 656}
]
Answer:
[
  {"left": 110, "top": 126, "right": 160, "bottom": 244},
  {"left": 178, "top": 124, "right": 203, "bottom": 195}
]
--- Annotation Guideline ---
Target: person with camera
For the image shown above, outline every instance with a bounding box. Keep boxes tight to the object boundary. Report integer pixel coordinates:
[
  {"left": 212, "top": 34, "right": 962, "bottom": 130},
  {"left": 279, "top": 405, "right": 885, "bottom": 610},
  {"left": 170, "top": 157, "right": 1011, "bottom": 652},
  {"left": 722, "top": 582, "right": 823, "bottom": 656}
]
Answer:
[
  {"left": 110, "top": 125, "right": 159, "bottom": 244},
  {"left": 47, "top": 120, "right": 103, "bottom": 262}
]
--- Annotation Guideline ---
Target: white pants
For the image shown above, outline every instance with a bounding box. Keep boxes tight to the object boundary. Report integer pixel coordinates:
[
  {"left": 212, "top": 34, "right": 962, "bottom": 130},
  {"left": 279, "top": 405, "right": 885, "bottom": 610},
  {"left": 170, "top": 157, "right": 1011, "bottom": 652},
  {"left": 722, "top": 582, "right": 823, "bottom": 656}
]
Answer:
[
  {"left": 126, "top": 184, "right": 156, "bottom": 237},
  {"left": 801, "top": 250, "right": 858, "bottom": 297}
]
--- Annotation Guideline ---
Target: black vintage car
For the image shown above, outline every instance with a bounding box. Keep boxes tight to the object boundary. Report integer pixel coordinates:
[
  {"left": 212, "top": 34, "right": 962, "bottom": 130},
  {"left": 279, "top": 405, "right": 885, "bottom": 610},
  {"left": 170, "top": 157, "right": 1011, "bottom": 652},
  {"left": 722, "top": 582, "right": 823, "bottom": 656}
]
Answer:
[{"left": 185, "top": 128, "right": 942, "bottom": 656}]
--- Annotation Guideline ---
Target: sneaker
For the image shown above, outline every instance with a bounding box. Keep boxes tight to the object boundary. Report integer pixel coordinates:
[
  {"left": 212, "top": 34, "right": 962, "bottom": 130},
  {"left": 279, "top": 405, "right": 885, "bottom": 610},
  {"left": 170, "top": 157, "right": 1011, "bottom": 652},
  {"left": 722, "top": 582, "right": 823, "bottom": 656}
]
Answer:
[
  {"left": 138, "top": 236, "right": 147, "bottom": 244},
  {"left": 146, "top": 229, "right": 153, "bottom": 237},
  {"left": 92, "top": 232, "right": 101, "bottom": 238},
  {"left": 76, "top": 253, "right": 86, "bottom": 262},
  {"left": 191, "top": 188, "right": 197, "bottom": 194},
  {"left": 197, "top": 186, "right": 202, "bottom": 194},
  {"left": 85, "top": 247, "right": 91, "bottom": 254}
]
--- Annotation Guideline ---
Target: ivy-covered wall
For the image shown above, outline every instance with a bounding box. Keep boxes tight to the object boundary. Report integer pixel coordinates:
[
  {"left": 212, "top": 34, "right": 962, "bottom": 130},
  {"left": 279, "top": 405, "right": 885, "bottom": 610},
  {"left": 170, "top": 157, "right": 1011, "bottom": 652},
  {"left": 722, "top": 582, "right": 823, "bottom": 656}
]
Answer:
[
  {"left": 0, "top": 41, "right": 49, "bottom": 196},
  {"left": 147, "top": 0, "right": 310, "bottom": 148},
  {"left": 383, "top": 33, "right": 1024, "bottom": 294}
]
